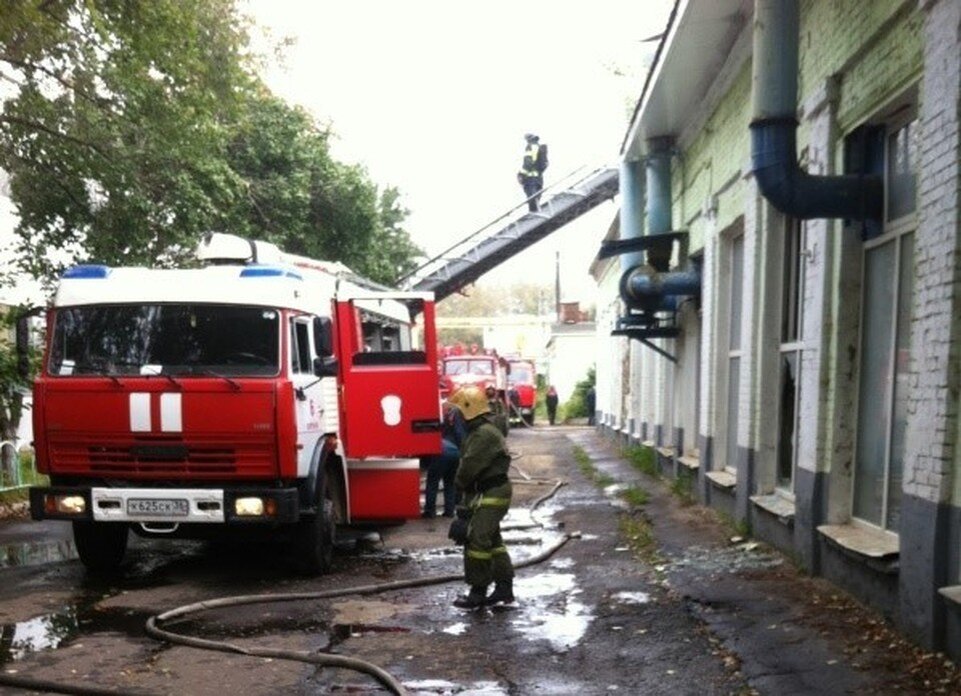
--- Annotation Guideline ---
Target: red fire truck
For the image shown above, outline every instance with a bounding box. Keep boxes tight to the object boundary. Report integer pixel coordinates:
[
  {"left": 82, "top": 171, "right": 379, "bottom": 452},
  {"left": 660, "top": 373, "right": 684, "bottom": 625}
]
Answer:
[
  {"left": 437, "top": 352, "right": 500, "bottom": 400},
  {"left": 24, "top": 233, "right": 441, "bottom": 574},
  {"left": 506, "top": 357, "right": 537, "bottom": 425}
]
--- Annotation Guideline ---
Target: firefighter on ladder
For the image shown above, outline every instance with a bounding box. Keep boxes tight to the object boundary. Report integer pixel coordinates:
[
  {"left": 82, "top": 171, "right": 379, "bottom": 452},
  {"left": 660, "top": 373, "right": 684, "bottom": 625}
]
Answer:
[
  {"left": 517, "top": 133, "right": 547, "bottom": 212},
  {"left": 447, "top": 385, "right": 515, "bottom": 608}
]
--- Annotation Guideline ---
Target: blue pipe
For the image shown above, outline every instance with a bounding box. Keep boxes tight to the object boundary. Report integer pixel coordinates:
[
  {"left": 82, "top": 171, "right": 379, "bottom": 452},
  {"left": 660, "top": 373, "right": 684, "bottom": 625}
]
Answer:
[
  {"left": 621, "top": 268, "right": 700, "bottom": 311},
  {"left": 645, "top": 138, "right": 673, "bottom": 272},
  {"left": 616, "top": 135, "right": 701, "bottom": 317},
  {"left": 751, "top": 121, "right": 882, "bottom": 219},
  {"left": 619, "top": 159, "right": 646, "bottom": 272},
  {"left": 646, "top": 138, "right": 672, "bottom": 236},
  {"left": 750, "top": 0, "right": 881, "bottom": 220}
]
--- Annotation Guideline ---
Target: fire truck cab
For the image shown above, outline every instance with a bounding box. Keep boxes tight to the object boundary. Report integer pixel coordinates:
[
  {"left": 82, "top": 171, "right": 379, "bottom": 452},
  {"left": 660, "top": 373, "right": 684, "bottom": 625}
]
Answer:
[
  {"left": 27, "top": 233, "right": 441, "bottom": 574},
  {"left": 506, "top": 357, "right": 537, "bottom": 426},
  {"left": 438, "top": 353, "right": 500, "bottom": 400}
]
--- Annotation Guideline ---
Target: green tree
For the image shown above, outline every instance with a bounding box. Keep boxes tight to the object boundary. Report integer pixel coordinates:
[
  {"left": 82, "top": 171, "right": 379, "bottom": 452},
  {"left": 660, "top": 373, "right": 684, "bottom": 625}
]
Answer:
[
  {"left": 0, "top": 0, "right": 255, "bottom": 276},
  {"left": 436, "top": 282, "right": 553, "bottom": 317},
  {"left": 564, "top": 365, "right": 596, "bottom": 418},
  {"left": 363, "top": 185, "right": 423, "bottom": 285},
  {"left": 0, "top": 2, "right": 424, "bottom": 444}
]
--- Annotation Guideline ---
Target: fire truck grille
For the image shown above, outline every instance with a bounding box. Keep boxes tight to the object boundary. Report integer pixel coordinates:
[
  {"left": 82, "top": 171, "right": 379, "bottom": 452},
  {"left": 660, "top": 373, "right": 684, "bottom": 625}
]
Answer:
[{"left": 48, "top": 434, "right": 276, "bottom": 478}]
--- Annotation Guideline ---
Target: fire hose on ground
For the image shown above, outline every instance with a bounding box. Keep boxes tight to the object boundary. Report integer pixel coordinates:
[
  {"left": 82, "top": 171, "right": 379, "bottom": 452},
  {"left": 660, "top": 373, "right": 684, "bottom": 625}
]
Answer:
[{"left": 0, "top": 477, "right": 573, "bottom": 696}]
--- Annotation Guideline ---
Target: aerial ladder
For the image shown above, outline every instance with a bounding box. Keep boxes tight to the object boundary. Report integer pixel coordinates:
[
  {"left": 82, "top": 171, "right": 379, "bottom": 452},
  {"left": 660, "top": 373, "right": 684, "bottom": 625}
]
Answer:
[{"left": 398, "top": 166, "right": 619, "bottom": 301}]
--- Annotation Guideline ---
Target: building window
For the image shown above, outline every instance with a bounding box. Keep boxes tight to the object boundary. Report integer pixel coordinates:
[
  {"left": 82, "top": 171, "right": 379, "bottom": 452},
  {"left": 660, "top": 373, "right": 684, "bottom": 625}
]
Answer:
[
  {"left": 852, "top": 115, "right": 917, "bottom": 531},
  {"left": 725, "top": 234, "right": 744, "bottom": 471},
  {"left": 777, "top": 219, "right": 804, "bottom": 491}
]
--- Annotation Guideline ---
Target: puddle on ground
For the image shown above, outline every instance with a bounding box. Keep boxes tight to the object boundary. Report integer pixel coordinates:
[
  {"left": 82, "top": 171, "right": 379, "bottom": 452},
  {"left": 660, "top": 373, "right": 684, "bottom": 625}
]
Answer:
[
  {"left": 602, "top": 483, "right": 630, "bottom": 497},
  {"left": 403, "top": 679, "right": 507, "bottom": 695},
  {"left": 612, "top": 591, "right": 651, "bottom": 605},
  {"left": 441, "top": 622, "right": 467, "bottom": 636},
  {"left": 0, "top": 604, "right": 153, "bottom": 665},
  {"left": 0, "top": 539, "right": 78, "bottom": 569},
  {"left": 0, "top": 609, "right": 76, "bottom": 661},
  {"left": 328, "top": 623, "right": 410, "bottom": 650},
  {"left": 510, "top": 571, "right": 593, "bottom": 653},
  {"left": 667, "top": 543, "right": 784, "bottom": 574}
]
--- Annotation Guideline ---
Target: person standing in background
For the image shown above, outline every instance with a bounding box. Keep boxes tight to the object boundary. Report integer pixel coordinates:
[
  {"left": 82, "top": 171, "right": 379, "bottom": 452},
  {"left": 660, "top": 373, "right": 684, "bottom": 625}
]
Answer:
[
  {"left": 423, "top": 401, "right": 468, "bottom": 518},
  {"left": 545, "top": 385, "right": 559, "bottom": 426}
]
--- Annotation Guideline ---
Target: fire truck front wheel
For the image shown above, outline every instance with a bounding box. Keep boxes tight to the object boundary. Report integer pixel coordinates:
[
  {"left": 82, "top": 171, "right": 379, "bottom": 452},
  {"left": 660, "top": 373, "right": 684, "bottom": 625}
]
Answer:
[
  {"left": 73, "top": 521, "right": 128, "bottom": 572},
  {"left": 295, "top": 497, "right": 335, "bottom": 575}
]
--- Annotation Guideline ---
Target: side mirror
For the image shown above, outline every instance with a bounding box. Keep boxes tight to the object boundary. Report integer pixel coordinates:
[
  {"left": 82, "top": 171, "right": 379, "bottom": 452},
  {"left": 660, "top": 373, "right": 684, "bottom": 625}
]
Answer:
[
  {"left": 313, "top": 356, "right": 339, "bottom": 378},
  {"left": 313, "top": 316, "right": 334, "bottom": 357}
]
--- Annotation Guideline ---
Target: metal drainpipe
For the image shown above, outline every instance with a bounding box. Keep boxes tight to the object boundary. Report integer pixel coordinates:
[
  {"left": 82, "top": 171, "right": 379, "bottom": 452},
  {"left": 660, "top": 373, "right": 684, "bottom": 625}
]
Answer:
[
  {"left": 750, "top": 0, "right": 882, "bottom": 220},
  {"left": 645, "top": 137, "right": 674, "bottom": 271},
  {"left": 619, "top": 137, "right": 701, "bottom": 311},
  {"left": 619, "top": 158, "right": 646, "bottom": 273}
]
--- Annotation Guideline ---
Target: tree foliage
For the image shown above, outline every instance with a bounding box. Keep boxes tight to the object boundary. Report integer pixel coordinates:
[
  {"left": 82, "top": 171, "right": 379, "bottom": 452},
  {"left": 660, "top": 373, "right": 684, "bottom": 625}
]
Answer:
[
  {"left": 0, "top": 0, "right": 423, "bottom": 438},
  {"left": 220, "top": 91, "right": 422, "bottom": 285},
  {"left": 0, "top": 0, "right": 254, "bottom": 275},
  {"left": 437, "top": 281, "right": 554, "bottom": 317},
  {"left": 0, "top": 1, "right": 422, "bottom": 282},
  {"left": 564, "top": 365, "right": 596, "bottom": 418}
]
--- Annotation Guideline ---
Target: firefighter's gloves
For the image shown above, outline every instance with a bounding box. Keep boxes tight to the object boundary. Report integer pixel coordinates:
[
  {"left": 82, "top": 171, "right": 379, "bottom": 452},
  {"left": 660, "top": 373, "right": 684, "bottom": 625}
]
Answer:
[{"left": 448, "top": 517, "right": 469, "bottom": 546}]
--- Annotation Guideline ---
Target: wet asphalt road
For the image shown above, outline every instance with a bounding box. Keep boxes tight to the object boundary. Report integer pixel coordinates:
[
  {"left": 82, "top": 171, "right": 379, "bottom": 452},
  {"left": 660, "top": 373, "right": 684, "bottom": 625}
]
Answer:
[{"left": 0, "top": 426, "right": 955, "bottom": 695}]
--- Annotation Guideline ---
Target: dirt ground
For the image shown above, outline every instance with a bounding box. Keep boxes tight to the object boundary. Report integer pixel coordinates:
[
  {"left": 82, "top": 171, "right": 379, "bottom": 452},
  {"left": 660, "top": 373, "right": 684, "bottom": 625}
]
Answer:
[{"left": 0, "top": 426, "right": 957, "bottom": 695}]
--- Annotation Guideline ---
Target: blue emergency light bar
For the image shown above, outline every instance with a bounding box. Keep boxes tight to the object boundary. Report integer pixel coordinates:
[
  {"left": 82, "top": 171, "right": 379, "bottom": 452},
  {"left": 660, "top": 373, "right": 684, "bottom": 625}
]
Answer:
[
  {"left": 239, "top": 264, "right": 303, "bottom": 281},
  {"left": 62, "top": 265, "right": 111, "bottom": 279}
]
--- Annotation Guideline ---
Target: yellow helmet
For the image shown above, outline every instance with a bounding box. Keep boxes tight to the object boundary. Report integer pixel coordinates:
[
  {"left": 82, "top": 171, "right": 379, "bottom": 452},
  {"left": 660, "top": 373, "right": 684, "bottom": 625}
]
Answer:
[{"left": 448, "top": 385, "right": 491, "bottom": 421}]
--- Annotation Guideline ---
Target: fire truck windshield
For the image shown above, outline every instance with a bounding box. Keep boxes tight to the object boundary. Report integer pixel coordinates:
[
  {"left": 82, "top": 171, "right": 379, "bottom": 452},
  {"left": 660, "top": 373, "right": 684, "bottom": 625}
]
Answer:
[
  {"left": 443, "top": 358, "right": 494, "bottom": 376},
  {"left": 508, "top": 364, "right": 533, "bottom": 384},
  {"left": 49, "top": 304, "right": 280, "bottom": 377}
]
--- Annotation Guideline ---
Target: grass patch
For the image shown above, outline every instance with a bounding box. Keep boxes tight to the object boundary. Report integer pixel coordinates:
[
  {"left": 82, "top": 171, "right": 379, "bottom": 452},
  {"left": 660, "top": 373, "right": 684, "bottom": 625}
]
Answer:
[
  {"left": 670, "top": 470, "right": 695, "bottom": 505},
  {"left": 625, "top": 445, "right": 657, "bottom": 476},
  {"left": 621, "top": 485, "right": 650, "bottom": 508},
  {"left": 717, "top": 511, "right": 752, "bottom": 539},
  {"left": 573, "top": 445, "right": 617, "bottom": 487},
  {"left": 595, "top": 473, "right": 615, "bottom": 487},
  {"left": 573, "top": 445, "right": 594, "bottom": 477},
  {"left": 620, "top": 513, "right": 661, "bottom": 566}
]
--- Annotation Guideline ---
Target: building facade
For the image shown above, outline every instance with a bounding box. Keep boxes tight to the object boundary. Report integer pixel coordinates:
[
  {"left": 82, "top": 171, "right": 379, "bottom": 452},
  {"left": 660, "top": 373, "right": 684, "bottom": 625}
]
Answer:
[{"left": 593, "top": 0, "right": 961, "bottom": 659}]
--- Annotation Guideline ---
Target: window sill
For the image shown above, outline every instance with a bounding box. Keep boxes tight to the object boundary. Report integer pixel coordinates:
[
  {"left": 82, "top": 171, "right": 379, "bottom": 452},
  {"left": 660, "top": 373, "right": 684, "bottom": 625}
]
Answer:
[
  {"left": 657, "top": 446, "right": 676, "bottom": 458},
  {"left": 678, "top": 455, "right": 700, "bottom": 471},
  {"left": 750, "top": 493, "right": 795, "bottom": 525},
  {"left": 705, "top": 470, "right": 736, "bottom": 489},
  {"left": 938, "top": 586, "right": 961, "bottom": 608},
  {"left": 641, "top": 440, "right": 656, "bottom": 449},
  {"left": 818, "top": 523, "right": 900, "bottom": 574}
]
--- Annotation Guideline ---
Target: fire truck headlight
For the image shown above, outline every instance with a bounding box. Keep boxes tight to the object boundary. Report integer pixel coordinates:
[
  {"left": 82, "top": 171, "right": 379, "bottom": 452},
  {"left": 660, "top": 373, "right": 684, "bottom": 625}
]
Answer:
[
  {"left": 47, "top": 494, "right": 86, "bottom": 515},
  {"left": 234, "top": 497, "right": 265, "bottom": 517}
]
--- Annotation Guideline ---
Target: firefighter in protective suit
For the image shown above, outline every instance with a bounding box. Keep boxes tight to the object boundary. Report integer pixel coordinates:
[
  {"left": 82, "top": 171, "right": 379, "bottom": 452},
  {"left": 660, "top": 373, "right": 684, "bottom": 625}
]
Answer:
[{"left": 447, "top": 385, "right": 515, "bottom": 608}]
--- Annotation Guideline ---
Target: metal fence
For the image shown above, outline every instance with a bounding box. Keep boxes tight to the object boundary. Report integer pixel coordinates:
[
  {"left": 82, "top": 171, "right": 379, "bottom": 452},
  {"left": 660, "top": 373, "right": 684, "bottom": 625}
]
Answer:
[{"left": 0, "top": 440, "right": 22, "bottom": 492}]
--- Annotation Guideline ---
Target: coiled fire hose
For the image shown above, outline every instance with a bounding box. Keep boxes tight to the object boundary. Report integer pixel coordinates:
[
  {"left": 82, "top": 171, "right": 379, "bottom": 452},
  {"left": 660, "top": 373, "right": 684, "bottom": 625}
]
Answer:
[{"left": 0, "top": 479, "right": 572, "bottom": 696}]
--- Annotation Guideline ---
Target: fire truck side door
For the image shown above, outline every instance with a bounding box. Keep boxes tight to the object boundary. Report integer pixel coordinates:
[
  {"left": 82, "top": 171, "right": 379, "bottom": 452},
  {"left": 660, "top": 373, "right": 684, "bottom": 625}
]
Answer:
[
  {"left": 335, "top": 297, "right": 441, "bottom": 459},
  {"left": 290, "top": 315, "right": 325, "bottom": 477}
]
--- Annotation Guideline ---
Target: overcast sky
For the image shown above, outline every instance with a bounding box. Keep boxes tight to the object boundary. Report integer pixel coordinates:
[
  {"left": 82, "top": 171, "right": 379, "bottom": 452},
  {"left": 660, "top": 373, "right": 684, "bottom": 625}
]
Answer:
[{"left": 244, "top": 0, "right": 673, "bottom": 302}]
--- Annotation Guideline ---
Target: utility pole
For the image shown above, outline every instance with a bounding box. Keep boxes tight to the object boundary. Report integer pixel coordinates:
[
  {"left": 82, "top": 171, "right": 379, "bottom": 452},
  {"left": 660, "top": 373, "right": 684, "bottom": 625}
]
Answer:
[{"left": 554, "top": 250, "right": 561, "bottom": 323}]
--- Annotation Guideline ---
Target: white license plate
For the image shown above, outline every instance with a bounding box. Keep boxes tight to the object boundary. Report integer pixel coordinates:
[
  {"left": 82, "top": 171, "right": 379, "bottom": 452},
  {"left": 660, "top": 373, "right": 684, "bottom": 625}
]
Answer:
[{"left": 127, "top": 498, "right": 189, "bottom": 517}]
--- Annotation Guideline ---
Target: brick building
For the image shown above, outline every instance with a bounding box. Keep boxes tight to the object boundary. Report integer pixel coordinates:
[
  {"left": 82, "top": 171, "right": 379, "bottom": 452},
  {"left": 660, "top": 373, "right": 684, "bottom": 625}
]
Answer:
[{"left": 592, "top": 0, "right": 961, "bottom": 659}]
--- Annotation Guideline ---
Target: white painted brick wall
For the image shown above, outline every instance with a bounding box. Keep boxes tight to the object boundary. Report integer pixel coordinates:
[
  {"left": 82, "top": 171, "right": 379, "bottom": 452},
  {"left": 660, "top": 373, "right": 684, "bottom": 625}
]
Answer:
[
  {"left": 699, "top": 236, "right": 717, "bottom": 440},
  {"left": 739, "top": 181, "right": 759, "bottom": 452},
  {"left": 904, "top": 0, "right": 961, "bottom": 504}
]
